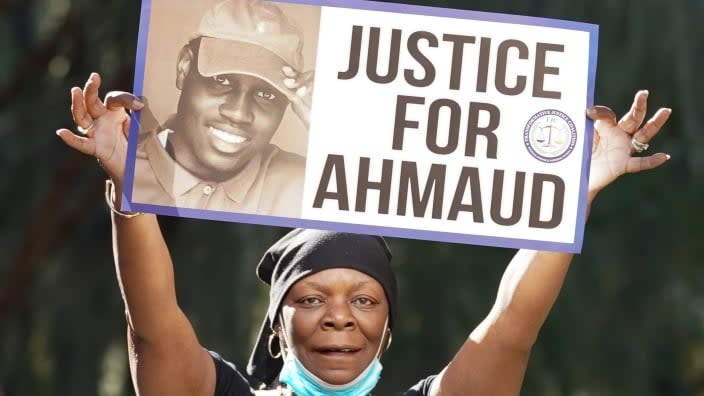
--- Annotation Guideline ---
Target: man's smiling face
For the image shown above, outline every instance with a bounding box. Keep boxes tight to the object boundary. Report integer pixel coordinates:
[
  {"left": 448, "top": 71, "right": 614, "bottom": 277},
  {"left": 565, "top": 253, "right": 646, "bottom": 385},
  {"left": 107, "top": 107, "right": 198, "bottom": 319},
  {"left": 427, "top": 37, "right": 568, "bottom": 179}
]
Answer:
[{"left": 169, "top": 49, "right": 289, "bottom": 182}]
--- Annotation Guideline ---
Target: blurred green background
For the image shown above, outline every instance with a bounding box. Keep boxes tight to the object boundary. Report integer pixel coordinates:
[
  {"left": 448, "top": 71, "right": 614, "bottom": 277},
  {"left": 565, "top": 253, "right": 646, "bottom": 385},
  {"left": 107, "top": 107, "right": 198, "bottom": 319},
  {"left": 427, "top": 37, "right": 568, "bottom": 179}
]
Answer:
[{"left": 0, "top": 0, "right": 702, "bottom": 395}]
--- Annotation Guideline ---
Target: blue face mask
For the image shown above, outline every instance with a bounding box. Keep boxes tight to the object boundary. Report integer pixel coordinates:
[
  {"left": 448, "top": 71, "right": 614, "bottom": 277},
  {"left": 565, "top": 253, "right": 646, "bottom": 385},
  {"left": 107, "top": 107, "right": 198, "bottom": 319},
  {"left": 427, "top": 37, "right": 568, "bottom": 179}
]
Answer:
[{"left": 279, "top": 351, "right": 383, "bottom": 396}]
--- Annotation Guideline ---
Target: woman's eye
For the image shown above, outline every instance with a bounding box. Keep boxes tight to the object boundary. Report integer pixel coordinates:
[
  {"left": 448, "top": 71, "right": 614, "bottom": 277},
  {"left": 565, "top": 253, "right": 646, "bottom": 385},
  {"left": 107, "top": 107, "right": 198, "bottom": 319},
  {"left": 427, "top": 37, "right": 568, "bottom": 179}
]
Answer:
[
  {"left": 353, "top": 297, "right": 374, "bottom": 306},
  {"left": 256, "top": 91, "right": 277, "bottom": 100},
  {"left": 301, "top": 296, "right": 323, "bottom": 305},
  {"left": 212, "top": 75, "right": 231, "bottom": 86}
]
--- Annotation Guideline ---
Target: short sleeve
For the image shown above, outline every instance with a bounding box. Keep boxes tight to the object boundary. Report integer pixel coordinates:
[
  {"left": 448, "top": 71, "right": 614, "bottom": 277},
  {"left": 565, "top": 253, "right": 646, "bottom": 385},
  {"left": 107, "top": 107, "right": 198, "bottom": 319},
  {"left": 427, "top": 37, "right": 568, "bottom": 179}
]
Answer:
[
  {"left": 398, "top": 375, "right": 437, "bottom": 396},
  {"left": 209, "top": 351, "right": 257, "bottom": 396}
]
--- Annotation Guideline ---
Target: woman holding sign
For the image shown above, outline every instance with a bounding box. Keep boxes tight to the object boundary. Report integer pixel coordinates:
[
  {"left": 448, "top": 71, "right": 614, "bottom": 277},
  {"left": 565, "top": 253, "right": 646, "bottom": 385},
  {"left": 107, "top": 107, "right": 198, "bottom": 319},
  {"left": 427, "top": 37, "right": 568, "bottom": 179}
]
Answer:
[{"left": 57, "top": 72, "right": 670, "bottom": 395}]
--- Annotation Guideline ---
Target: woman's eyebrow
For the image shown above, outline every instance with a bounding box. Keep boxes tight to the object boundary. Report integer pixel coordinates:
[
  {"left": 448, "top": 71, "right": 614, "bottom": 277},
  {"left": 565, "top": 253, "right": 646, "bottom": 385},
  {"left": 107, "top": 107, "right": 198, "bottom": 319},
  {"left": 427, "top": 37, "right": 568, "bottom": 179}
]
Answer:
[
  {"left": 350, "top": 281, "right": 371, "bottom": 291},
  {"left": 301, "top": 280, "right": 326, "bottom": 291},
  {"left": 301, "top": 280, "right": 372, "bottom": 291}
]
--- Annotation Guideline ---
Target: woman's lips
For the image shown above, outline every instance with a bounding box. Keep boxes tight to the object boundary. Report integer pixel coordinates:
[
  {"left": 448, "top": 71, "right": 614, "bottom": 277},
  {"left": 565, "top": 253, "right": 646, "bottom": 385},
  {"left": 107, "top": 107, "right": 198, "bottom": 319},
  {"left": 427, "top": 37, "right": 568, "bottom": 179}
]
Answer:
[{"left": 315, "top": 346, "right": 362, "bottom": 357}]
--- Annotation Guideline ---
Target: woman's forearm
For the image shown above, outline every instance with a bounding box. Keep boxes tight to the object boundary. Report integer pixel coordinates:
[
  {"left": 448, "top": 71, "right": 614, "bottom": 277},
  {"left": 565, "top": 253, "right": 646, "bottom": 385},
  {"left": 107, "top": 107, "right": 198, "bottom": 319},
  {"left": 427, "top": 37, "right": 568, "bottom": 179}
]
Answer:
[
  {"left": 479, "top": 249, "right": 572, "bottom": 348},
  {"left": 110, "top": 185, "right": 182, "bottom": 342},
  {"left": 477, "top": 195, "right": 598, "bottom": 349}
]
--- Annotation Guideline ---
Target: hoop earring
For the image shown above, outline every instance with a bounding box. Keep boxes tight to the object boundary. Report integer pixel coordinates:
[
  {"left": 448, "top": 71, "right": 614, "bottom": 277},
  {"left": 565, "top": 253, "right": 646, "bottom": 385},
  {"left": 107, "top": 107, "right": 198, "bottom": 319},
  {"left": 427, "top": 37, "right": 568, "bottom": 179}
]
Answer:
[
  {"left": 385, "top": 329, "right": 393, "bottom": 352},
  {"left": 268, "top": 332, "right": 282, "bottom": 359}
]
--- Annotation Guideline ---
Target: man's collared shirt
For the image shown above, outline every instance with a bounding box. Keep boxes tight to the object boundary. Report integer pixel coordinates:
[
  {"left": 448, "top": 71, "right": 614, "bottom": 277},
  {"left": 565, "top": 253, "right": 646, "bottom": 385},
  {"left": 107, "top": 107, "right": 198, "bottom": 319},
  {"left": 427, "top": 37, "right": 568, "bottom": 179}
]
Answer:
[{"left": 131, "top": 127, "right": 305, "bottom": 217}]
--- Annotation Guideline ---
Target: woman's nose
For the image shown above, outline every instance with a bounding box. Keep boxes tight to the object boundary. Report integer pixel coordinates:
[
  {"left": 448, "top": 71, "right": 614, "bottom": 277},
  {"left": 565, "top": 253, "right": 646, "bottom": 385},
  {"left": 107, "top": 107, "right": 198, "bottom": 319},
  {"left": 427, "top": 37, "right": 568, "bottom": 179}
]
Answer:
[{"left": 323, "top": 301, "right": 356, "bottom": 330}]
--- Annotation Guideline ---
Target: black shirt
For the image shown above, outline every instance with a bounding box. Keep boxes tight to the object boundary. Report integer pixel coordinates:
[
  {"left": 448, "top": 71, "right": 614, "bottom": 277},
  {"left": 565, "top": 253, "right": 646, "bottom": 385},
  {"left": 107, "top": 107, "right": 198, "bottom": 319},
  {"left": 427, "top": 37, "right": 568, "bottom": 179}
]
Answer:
[{"left": 210, "top": 351, "right": 436, "bottom": 396}]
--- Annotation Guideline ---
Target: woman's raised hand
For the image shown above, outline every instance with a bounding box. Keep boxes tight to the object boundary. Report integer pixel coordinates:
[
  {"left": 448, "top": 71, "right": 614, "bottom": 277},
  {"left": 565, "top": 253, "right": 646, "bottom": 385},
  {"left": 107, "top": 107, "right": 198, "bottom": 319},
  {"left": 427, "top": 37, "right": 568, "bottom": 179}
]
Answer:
[
  {"left": 586, "top": 90, "right": 671, "bottom": 197},
  {"left": 56, "top": 73, "right": 144, "bottom": 185}
]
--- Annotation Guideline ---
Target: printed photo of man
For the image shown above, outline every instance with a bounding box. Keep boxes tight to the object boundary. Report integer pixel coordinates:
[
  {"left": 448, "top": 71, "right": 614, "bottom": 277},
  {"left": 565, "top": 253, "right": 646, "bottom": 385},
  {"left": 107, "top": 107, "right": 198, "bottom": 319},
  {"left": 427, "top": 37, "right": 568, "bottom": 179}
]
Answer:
[{"left": 132, "top": 0, "right": 319, "bottom": 217}]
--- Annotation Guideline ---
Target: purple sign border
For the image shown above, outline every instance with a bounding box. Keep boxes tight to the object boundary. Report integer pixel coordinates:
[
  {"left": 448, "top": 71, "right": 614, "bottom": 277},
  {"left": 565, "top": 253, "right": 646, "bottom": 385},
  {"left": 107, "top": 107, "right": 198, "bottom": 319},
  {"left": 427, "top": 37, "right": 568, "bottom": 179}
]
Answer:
[{"left": 124, "top": 0, "right": 598, "bottom": 253}]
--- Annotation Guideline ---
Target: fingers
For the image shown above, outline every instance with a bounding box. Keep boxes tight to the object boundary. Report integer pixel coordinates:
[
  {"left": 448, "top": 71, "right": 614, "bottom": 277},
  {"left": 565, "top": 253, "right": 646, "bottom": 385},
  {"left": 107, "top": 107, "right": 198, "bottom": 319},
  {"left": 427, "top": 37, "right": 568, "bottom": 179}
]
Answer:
[
  {"left": 71, "top": 87, "right": 94, "bottom": 132},
  {"left": 56, "top": 128, "right": 96, "bottom": 156},
  {"left": 586, "top": 105, "right": 617, "bottom": 128},
  {"left": 295, "top": 85, "right": 309, "bottom": 98},
  {"left": 617, "top": 90, "right": 648, "bottom": 133},
  {"left": 282, "top": 67, "right": 314, "bottom": 99},
  {"left": 84, "top": 73, "right": 108, "bottom": 119},
  {"left": 589, "top": 91, "right": 670, "bottom": 145},
  {"left": 633, "top": 107, "right": 672, "bottom": 144},
  {"left": 105, "top": 91, "right": 144, "bottom": 112},
  {"left": 586, "top": 105, "right": 617, "bottom": 123},
  {"left": 626, "top": 152, "right": 671, "bottom": 174},
  {"left": 73, "top": 73, "right": 143, "bottom": 130},
  {"left": 282, "top": 65, "right": 297, "bottom": 78}
]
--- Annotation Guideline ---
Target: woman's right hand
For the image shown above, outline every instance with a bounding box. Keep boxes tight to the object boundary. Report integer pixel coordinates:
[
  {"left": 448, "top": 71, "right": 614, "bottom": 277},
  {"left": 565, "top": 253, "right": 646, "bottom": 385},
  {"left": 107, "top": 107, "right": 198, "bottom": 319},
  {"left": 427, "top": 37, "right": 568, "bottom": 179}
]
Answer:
[{"left": 56, "top": 73, "right": 144, "bottom": 185}]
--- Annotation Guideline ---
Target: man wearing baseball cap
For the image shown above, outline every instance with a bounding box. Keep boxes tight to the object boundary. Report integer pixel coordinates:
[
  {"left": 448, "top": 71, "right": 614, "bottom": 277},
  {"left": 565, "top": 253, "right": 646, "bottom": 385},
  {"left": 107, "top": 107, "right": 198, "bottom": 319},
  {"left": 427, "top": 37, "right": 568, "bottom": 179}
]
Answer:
[{"left": 132, "top": 0, "right": 314, "bottom": 217}]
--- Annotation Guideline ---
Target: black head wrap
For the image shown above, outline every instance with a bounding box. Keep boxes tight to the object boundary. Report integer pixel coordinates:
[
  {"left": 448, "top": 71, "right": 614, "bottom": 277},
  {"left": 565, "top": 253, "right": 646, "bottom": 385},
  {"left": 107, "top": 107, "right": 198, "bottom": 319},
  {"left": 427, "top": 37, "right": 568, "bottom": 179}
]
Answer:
[{"left": 246, "top": 228, "right": 397, "bottom": 385}]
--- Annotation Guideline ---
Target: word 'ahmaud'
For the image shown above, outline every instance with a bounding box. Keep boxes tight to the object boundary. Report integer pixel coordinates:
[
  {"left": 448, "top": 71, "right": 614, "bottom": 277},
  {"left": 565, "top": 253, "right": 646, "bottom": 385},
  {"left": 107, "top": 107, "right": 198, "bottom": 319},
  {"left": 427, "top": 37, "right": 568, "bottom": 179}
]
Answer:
[{"left": 313, "top": 155, "right": 565, "bottom": 229}]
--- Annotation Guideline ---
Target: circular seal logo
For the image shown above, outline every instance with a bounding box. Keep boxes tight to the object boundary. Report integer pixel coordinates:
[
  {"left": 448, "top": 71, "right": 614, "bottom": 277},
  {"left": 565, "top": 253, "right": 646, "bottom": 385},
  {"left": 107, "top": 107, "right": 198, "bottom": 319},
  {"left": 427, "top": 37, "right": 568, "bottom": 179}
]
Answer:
[{"left": 523, "top": 109, "right": 577, "bottom": 163}]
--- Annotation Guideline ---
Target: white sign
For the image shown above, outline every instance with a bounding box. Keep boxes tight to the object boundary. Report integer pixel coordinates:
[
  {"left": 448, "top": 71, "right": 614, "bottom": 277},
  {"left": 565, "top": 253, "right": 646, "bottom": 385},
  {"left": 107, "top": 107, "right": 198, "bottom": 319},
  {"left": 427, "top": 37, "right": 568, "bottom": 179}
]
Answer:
[{"left": 123, "top": 0, "right": 598, "bottom": 252}]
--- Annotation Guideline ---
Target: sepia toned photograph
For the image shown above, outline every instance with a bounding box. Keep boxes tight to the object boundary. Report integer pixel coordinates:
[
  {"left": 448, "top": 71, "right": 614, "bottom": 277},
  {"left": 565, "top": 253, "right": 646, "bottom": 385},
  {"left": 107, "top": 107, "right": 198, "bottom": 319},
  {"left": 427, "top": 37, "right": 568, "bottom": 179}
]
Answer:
[{"left": 130, "top": 0, "right": 321, "bottom": 217}]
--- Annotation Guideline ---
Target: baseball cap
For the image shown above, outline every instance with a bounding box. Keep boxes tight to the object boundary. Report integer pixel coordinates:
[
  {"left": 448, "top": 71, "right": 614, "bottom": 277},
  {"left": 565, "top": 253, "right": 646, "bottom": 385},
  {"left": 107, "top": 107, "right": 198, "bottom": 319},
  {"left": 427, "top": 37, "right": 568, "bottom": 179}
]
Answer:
[{"left": 196, "top": 0, "right": 304, "bottom": 96}]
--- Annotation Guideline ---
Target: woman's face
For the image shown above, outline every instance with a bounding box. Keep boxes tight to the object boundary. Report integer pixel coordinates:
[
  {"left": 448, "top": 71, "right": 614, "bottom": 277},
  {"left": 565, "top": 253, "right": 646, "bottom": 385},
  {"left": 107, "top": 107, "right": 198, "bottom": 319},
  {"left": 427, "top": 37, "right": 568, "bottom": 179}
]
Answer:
[{"left": 279, "top": 268, "right": 389, "bottom": 385}]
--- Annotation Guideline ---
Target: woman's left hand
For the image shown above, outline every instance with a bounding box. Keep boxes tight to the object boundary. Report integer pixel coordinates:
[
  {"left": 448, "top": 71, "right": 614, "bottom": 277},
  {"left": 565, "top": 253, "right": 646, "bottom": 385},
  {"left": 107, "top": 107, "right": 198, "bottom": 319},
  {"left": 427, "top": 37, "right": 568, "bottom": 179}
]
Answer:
[
  {"left": 586, "top": 90, "right": 671, "bottom": 198},
  {"left": 282, "top": 66, "right": 314, "bottom": 129}
]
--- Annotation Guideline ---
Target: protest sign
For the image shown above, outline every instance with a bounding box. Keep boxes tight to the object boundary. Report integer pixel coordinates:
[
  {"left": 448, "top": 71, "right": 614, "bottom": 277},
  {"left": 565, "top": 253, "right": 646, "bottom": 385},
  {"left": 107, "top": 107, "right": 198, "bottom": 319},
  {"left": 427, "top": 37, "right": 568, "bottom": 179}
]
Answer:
[{"left": 123, "top": 0, "right": 598, "bottom": 252}]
